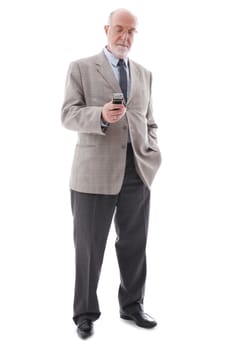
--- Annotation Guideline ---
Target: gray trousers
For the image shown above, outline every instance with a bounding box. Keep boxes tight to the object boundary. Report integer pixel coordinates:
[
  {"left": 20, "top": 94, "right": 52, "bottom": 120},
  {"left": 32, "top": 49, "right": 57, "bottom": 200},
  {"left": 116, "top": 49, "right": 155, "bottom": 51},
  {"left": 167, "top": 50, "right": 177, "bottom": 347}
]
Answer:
[{"left": 70, "top": 144, "right": 150, "bottom": 324}]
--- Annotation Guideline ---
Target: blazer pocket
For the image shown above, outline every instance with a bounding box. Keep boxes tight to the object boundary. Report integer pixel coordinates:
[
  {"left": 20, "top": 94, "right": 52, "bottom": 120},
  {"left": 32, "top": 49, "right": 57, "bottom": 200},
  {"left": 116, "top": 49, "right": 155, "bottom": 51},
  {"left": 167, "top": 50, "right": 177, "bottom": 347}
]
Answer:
[
  {"left": 147, "top": 143, "right": 159, "bottom": 152},
  {"left": 76, "top": 144, "right": 96, "bottom": 148}
]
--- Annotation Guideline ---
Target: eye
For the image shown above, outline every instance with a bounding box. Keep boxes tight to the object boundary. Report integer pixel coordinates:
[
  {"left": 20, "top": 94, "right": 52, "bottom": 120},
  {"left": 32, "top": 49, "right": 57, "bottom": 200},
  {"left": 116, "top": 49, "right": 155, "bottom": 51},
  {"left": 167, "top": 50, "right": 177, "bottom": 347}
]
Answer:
[
  {"left": 115, "top": 26, "right": 123, "bottom": 33},
  {"left": 128, "top": 29, "right": 137, "bottom": 36}
]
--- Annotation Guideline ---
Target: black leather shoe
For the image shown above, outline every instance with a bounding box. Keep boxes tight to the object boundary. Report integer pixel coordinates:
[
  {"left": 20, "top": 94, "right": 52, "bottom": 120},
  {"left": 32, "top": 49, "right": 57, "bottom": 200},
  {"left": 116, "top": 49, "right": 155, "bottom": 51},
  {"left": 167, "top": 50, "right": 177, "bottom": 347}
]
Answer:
[
  {"left": 120, "top": 311, "right": 157, "bottom": 329},
  {"left": 77, "top": 319, "right": 93, "bottom": 339}
]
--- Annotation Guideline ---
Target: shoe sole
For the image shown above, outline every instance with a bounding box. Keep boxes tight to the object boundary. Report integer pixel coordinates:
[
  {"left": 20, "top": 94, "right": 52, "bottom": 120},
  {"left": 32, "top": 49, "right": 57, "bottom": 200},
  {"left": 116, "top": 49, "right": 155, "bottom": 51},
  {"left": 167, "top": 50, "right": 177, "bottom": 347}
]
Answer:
[{"left": 120, "top": 314, "right": 157, "bottom": 329}]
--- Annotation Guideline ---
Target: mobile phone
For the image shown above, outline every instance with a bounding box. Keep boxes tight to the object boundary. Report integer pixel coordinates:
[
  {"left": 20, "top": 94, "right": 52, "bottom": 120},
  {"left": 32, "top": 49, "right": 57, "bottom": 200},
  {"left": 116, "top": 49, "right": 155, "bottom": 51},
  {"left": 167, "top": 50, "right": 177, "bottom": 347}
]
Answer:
[{"left": 112, "top": 92, "right": 124, "bottom": 104}]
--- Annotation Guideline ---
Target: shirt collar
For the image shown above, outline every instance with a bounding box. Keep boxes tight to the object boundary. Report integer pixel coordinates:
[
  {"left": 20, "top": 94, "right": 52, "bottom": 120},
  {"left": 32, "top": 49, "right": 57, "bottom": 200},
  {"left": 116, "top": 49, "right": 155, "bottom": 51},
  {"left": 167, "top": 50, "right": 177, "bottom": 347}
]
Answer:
[{"left": 104, "top": 46, "right": 128, "bottom": 68}]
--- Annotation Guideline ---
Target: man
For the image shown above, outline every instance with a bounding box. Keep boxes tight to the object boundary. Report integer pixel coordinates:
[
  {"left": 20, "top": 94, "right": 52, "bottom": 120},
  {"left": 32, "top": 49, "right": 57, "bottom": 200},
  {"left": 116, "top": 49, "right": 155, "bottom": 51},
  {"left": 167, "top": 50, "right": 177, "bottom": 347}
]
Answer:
[{"left": 61, "top": 8, "right": 161, "bottom": 339}]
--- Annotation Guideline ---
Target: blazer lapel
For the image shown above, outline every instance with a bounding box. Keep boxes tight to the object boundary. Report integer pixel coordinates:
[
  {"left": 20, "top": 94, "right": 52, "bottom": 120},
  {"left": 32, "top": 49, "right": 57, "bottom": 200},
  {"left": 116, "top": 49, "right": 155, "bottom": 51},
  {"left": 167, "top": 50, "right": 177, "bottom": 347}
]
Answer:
[
  {"left": 95, "top": 51, "right": 120, "bottom": 93},
  {"left": 127, "top": 60, "right": 139, "bottom": 104}
]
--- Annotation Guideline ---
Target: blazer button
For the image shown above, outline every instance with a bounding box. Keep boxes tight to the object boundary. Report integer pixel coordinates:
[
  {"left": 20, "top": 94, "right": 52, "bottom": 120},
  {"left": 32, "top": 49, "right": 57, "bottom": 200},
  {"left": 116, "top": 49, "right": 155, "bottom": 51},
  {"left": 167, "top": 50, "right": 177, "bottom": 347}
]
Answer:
[
  {"left": 121, "top": 145, "right": 126, "bottom": 149},
  {"left": 123, "top": 125, "right": 127, "bottom": 130}
]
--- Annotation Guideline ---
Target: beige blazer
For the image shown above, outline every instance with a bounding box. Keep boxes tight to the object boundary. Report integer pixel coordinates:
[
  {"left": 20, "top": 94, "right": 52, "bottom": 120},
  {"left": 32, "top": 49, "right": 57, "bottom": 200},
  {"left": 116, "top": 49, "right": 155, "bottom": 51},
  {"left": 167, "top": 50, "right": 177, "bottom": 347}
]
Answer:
[{"left": 61, "top": 50, "right": 161, "bottom": 194}]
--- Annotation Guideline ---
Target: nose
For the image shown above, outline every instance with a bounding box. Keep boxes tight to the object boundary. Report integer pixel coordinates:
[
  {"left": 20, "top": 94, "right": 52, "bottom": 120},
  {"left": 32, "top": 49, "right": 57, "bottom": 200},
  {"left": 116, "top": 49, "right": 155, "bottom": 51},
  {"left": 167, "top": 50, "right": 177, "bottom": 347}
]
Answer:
[{"left": 121, "top": 30, "right": 129, "bottom": 40}]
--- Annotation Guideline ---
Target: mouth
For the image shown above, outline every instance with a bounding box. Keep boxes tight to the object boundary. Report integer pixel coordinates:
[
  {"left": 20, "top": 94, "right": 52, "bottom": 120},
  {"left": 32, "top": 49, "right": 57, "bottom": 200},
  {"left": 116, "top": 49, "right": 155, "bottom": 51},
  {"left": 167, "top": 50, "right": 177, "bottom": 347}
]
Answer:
[{"left": 117, "top": 44, "right": 129, "bottom": 49}]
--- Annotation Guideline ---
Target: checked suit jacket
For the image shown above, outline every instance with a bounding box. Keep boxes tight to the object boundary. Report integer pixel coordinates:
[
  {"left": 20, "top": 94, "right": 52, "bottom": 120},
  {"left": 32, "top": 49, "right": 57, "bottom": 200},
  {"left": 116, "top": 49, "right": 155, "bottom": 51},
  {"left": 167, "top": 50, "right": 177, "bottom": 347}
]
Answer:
[{"left": 61, "top": 50, "right": 161, "bottom": 194}]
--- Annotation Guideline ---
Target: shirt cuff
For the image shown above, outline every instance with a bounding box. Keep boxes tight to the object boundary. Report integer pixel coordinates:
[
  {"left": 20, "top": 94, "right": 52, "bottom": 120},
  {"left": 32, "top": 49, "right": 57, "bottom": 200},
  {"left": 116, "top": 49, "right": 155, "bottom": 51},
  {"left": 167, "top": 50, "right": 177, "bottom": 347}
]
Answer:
[{"left": 101, "top": 119, "right": 110, "bottom": 128}]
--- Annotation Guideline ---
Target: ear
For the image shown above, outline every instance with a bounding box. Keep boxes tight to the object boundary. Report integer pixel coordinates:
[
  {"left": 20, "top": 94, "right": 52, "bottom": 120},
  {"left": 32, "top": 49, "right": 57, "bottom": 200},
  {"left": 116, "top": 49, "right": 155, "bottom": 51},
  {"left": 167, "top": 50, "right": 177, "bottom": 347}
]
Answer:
[{"left": 104, "top": 25, "right": 109, "bottom": 35}]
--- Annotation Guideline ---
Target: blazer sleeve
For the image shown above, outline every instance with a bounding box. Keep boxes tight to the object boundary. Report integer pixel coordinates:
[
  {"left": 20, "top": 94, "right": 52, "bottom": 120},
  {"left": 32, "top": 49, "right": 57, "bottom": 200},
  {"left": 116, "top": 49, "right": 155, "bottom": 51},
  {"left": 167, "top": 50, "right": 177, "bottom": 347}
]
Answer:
[
  {"left": 146, "top": 72, "right": 159, "bottom": 145},
  {"left": 61, "top": 61, "right": 105, "bottom": 135}
]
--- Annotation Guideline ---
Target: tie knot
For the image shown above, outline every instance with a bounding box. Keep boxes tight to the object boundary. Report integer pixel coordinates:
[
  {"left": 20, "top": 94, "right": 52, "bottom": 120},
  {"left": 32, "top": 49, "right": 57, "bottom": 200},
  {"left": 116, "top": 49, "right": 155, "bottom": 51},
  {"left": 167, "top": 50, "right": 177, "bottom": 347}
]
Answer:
[{"left": 118, "top": 59, "right": 125, "bottom": 67}]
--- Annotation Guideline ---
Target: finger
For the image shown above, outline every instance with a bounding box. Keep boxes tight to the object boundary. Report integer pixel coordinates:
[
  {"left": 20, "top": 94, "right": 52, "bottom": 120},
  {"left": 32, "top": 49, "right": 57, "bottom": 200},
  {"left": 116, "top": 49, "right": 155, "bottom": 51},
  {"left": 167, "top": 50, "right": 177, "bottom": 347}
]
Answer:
[
  {"left": 112, "top": 108, "right": 124, "bottom": 115},
  {"left": 112, "top": 115, "right": 120, "bottom": 122},
  {"left": 110, "top": 104, "right": 124, "bottom": 111}
]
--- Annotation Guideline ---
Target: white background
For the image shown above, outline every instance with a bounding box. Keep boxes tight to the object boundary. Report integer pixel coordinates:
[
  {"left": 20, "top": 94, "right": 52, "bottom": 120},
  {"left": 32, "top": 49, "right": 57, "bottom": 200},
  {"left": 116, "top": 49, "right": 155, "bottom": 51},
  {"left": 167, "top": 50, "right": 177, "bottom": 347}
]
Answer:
[{"left": 0, "top": 0, "right": 233, "bottom": 349}]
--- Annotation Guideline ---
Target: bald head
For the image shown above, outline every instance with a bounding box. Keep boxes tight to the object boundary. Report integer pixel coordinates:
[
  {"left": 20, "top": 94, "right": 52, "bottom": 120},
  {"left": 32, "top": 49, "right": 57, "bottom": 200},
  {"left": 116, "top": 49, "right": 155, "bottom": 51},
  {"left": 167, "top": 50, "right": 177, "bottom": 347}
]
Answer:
[{"left": 108, "top": 8, "right": 138, "bottom": 27}]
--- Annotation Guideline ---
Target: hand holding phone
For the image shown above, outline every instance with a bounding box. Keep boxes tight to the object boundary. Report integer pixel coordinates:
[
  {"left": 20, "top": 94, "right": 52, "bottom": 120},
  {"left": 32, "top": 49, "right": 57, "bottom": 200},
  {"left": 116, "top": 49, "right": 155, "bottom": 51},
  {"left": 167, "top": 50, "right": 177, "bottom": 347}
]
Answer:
[{"left": 102, "top": 94, "right": 126, "bottom": 124}]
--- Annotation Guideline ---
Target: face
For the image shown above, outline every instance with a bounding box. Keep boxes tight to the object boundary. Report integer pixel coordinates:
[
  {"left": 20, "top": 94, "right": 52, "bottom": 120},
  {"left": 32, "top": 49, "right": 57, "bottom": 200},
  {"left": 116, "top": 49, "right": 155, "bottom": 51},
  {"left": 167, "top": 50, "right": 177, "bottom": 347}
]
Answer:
[{"left": 104, "top": 10, "right": 138, "bottom": 59}]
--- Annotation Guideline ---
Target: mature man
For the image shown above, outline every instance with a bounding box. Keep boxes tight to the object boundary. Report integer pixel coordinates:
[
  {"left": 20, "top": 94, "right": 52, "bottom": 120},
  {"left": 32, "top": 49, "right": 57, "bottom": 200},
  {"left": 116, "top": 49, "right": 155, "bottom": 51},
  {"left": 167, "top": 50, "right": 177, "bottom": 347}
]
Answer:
[{"left": 61, "top": 8, "right": 161, "bottom": 339}]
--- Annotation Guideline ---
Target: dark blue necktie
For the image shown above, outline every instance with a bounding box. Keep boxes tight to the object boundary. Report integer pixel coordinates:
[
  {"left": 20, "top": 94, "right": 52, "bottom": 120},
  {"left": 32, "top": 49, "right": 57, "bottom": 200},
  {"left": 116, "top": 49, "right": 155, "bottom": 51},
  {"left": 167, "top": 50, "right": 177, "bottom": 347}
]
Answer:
[{"left": 118, "top": 59, "right": 128, "bottom": 103}]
